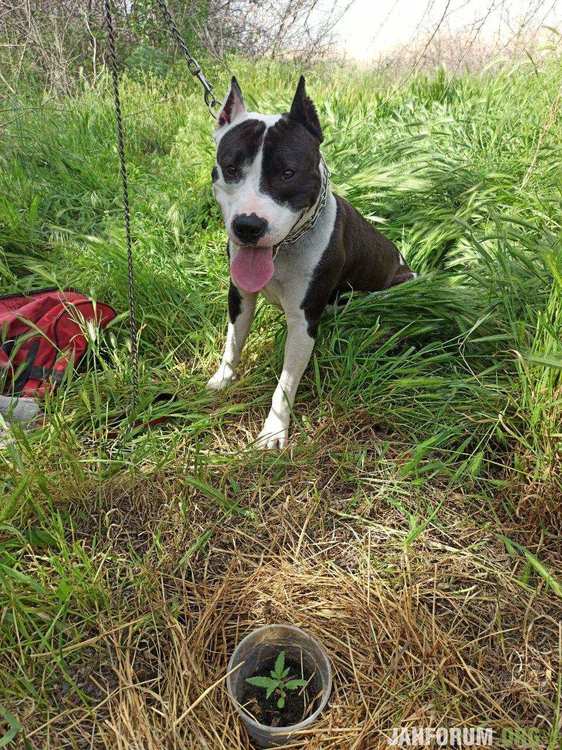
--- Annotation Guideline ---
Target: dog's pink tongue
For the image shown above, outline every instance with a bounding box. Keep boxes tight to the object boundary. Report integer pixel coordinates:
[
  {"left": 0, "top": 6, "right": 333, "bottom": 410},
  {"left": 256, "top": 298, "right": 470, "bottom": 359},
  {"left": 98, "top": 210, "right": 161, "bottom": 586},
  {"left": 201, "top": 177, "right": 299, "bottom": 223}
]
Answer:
[{"left": 230, "top": 246, "right": 274, "bottom": 293}]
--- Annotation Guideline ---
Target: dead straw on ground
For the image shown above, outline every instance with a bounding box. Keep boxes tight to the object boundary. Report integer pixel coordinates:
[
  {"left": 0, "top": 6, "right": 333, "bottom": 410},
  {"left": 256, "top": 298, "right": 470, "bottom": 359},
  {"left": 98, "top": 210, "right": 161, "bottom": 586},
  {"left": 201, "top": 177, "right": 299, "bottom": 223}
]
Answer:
[{"left": 20, "top": 485, "right": 559, "bottom": 750}]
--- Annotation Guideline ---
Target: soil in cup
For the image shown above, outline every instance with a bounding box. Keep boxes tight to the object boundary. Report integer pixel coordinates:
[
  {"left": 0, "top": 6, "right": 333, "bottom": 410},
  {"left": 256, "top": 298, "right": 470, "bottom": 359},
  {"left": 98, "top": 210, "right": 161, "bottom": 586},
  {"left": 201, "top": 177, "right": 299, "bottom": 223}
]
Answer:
[{"left": 241, "top": 655, "right": 321, "bottom": 728}]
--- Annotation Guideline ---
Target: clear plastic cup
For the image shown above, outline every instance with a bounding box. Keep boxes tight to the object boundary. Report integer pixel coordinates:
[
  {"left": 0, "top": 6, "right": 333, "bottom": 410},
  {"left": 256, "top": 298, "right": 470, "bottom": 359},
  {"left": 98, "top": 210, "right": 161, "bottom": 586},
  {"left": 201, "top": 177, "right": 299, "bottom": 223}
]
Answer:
[{"left": 226, "top": 624, "right": 332, "bottom": 748}]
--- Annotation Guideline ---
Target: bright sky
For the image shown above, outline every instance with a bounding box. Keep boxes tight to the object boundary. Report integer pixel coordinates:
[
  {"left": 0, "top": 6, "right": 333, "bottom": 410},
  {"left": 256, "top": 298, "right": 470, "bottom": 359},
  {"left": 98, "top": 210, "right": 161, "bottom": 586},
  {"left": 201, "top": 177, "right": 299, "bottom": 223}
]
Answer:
[{"left": 318, "top": 0, "right": 562, "bottom": 60}]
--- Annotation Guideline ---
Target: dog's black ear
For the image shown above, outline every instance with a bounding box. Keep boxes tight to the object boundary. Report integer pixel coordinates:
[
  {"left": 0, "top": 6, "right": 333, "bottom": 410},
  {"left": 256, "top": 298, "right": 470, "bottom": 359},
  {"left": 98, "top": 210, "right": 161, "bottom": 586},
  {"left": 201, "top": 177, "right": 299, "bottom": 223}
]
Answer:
[
  {"left": 289, "top": 76, "right": 323, "bottom": 142},
  {"left": 217, "top": 77, "right": 246, "bottom": 129}
]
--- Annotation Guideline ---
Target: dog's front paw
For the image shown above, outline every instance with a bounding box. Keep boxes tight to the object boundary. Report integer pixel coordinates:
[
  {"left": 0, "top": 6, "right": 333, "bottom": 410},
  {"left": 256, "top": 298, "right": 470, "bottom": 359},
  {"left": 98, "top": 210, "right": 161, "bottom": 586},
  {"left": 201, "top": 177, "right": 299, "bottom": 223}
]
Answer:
[
  {"left": 206, "top": 364, "right": 236, "bottom": 391},
  {"left": 254, "top": 415, "right": 289, "bottom": 450}
]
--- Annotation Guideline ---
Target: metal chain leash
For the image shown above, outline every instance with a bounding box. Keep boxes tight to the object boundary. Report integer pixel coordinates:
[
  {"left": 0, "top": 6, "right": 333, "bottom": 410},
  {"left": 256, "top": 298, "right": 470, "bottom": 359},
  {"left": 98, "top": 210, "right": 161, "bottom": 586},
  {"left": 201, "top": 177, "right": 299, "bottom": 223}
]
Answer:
[
  {"left": 103, "top": 0, "right": 140, "bottom": 409},
  {"left": 102, "top": 0, "right": 220, "bottom": 413},
  {"left": 154, "top": 0, "right": 219, "bottom": 118}
]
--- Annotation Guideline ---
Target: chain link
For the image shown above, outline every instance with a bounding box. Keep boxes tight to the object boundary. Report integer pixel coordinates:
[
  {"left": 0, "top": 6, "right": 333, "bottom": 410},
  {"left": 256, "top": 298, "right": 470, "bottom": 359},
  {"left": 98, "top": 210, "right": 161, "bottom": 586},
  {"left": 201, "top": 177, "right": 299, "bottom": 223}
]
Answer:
[
  {"left": 103, "top": 0, "right": 140, "bottom": 410},
  {"left": 102, "top": 0, "right": 219, "bottom": 413},
  {"left": 154, "top": 0, "right": 219, "bottom": 118}
]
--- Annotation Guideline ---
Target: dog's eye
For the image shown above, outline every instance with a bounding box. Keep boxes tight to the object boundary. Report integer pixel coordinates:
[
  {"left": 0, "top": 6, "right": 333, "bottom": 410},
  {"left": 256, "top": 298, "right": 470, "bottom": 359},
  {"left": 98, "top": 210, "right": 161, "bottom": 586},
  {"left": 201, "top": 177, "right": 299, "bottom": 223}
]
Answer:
[
  {"left": 224, "top": 165, "right": 238, "bottom": 178},
  {"left": 282, "top": 168, "right": 295, "bottom": 180}
]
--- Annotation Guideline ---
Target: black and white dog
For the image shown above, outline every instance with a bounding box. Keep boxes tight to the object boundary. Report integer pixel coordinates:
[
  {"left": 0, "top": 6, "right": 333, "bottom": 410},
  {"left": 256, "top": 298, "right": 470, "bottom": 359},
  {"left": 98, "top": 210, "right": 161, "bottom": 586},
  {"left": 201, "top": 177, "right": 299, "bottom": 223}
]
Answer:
[{"left": 208, "top": 76, "right": 415, "bottom": 448}]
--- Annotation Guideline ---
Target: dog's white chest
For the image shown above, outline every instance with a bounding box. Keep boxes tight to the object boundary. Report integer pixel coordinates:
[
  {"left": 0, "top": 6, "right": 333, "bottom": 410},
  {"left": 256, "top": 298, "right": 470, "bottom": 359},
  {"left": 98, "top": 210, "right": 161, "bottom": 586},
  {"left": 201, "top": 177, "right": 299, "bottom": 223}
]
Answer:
[
  {"left": 261, "top": 253, "right": 311, "bottom": 308},
  {"left": 260, "top": 281, "right": 283, "bottom": 308}
]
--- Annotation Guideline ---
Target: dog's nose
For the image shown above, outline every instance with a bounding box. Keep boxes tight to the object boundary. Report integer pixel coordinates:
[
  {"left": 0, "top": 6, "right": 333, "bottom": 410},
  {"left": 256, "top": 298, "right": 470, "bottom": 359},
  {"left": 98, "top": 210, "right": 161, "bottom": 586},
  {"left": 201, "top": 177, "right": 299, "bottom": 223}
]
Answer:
[{"left": 232, "top": 213, "right": 268, "bottom": 244}]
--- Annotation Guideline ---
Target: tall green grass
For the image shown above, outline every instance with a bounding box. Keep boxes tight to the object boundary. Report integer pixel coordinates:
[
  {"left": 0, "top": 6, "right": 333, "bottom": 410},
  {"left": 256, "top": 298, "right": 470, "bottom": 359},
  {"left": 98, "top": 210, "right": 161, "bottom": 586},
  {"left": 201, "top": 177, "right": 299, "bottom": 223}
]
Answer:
[
  {"left": 0, "top": 59, "right": 561, "bottom": 737},
  {"left": 1, "top": 59, "right": 559, "bottom": 477}
]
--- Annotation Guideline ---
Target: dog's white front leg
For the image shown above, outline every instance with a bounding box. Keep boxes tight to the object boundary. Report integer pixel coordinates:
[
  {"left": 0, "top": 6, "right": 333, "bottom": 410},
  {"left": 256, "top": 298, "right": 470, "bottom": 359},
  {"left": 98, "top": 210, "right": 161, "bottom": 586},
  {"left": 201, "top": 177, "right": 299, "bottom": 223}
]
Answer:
[
  {"left": 207, "top": 285, "right": 256, "bottom": 390},
  {"left": 256, "top": 312, "right": 315, "bottom": 449}
]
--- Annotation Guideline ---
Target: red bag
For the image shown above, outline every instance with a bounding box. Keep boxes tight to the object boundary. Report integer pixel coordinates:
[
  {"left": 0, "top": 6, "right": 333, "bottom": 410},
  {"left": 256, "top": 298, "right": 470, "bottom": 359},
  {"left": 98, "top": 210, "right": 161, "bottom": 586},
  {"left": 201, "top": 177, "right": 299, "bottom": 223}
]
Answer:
[{"left": 0, "top": 288, "right": 116, "bottom": 397}]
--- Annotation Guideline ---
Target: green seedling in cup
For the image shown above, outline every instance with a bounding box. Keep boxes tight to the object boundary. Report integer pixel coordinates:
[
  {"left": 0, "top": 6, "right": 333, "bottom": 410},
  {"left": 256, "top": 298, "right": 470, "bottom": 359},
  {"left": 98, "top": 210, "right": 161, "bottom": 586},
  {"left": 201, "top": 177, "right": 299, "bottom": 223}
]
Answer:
[{"left": 246, "top": 650, "right": 308, "bottom": 709}]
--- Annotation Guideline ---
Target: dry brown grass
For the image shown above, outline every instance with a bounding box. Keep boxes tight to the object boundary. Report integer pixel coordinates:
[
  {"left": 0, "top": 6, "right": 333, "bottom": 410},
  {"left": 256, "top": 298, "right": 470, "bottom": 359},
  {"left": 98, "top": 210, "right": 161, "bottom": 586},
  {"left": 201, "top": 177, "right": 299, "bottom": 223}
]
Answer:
[{"left": 16, "top": 474, "right": 561, "bottom": 750}]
